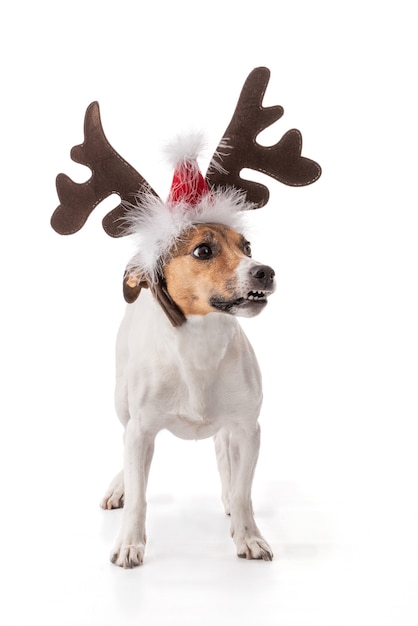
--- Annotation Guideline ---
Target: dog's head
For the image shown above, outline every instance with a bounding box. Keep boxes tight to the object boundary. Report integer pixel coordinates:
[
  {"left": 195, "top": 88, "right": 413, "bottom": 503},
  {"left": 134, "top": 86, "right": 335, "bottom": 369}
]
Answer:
[
  {"left": 124, "top": 222, "right": 275, "bottom": 319},
  {"left": 51, "top": 67, "right": 320, "bottom": 325}
]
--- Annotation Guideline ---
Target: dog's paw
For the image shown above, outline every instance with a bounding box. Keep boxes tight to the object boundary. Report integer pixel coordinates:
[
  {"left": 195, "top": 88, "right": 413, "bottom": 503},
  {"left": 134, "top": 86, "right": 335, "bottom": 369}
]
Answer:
[
  {"left": 110, "top": 543, "right": 145, "bottom": 568},
  {"left": 235, "top": 536, "right": 273, "bottom": 561},
  {"left": 100, "top": 492, "right": 124, "bottom": 510},
  {"left": 100, "top": 471, "right": 124, "bottom": 510}
]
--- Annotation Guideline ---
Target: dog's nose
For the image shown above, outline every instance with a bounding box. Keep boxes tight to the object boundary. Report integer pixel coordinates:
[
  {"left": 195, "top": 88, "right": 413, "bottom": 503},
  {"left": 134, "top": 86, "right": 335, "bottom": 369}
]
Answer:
[{"left": 250, "top": 264, "right": 275, "bottom": 288}]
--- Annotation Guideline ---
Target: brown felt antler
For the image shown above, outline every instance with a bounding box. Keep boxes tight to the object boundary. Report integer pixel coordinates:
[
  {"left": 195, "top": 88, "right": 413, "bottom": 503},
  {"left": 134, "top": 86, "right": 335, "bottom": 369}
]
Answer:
[
  {"left": 51, "top": 101, "right": 186, "bottom": 324},
  {"left": 51, "top": 101, "right": 159, "bottom": 238},
  {"left": 206, "top": 67, "right": 321, "bottom": 206}
]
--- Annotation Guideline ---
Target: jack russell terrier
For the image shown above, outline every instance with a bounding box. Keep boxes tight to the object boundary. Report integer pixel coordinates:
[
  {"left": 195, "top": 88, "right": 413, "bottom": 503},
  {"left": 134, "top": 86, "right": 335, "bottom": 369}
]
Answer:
[{"left": 51, "top": 67, "right": 321, "bottom": 567}]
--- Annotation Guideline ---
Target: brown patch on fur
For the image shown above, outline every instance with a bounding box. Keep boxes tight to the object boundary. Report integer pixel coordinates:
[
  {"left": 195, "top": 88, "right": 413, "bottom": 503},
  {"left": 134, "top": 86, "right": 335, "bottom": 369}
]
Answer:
[{"left": 164, "top": 223, "right": 249, "bottom": 316}]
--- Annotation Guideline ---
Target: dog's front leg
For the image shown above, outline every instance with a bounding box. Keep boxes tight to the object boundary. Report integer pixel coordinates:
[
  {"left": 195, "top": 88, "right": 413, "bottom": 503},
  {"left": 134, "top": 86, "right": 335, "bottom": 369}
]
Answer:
[
  {"left": 110, "top": 420, "right": 155, "bottom": 568},
  {"left": 214, "top": 429, "right": 232, "bottom": 515},
  {"left": 229, "top": 423, "right": 273, "bottom": 561}
]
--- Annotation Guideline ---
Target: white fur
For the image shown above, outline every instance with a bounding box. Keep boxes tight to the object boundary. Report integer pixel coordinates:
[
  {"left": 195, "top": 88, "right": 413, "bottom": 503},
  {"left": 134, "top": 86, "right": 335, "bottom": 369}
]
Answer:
[
  {"left": 124, "top": 188, "right": 253, "bottom": 282},
  {"left": 163, "top": 131, "right": 206, "bottom": 166},
  {"left": 101, "top": 269, "right": 274, "bottom": 567},
  {"left": 206, "top": 136, "right": 231, "bottom": 177}
]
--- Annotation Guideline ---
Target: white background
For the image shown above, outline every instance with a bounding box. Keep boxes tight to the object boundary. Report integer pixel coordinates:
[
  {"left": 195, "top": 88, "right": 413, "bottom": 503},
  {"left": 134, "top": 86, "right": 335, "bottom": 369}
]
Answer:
[{"left": 1, "top": 1, "right": 417, "bottom": 625}]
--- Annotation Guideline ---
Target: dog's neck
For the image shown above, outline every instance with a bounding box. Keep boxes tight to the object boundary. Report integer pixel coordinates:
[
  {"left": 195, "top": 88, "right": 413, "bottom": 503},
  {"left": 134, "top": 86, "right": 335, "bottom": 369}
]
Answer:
[
  {"left": 134, "top": 289, "right": 240, "bottom": 370},
  {"left": 175, "top": 312, "right": 240, "bottom": 368}
]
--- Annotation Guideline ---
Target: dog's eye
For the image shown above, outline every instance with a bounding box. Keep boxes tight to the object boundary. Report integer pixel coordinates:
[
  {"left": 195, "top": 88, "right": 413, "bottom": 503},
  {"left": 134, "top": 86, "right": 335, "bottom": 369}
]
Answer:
[
  {"left": 244, "top": 242, "right": 252, "bottom": 257},
  {"left": 193, "top": 244, "right": 213, "bottom": 260}
]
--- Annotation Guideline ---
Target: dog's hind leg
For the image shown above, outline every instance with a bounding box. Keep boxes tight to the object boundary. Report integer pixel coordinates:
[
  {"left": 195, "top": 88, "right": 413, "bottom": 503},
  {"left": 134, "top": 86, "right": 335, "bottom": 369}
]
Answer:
[
  {"left": 100, "top": 470, "right": 124, "bottom": 510},
  {"left": 100, "top": 414, "right": 128, "bottom": 510},
  {"left": 214, "top": 429, "right": 232, "bottom": 515},
  {"left": 110, "top": 421, "right": 156, "bottom": 568},
  {"left": 100, "top": 367, "right": 131, "bottom": 510}
]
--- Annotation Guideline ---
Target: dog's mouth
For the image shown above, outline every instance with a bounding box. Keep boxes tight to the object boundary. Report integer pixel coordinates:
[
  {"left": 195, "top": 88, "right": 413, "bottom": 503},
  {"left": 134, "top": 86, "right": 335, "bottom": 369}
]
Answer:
[
  {"left": 210, "top": 290, "right": 270, "bottom": 314},
  {"left": 245, "top": 290, "right": 268, "bottom": 303}
]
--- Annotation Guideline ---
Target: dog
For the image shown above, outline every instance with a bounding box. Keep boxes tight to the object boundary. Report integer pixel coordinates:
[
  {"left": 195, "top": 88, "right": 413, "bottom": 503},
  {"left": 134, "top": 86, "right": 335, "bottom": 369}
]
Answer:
[
  {"left": 100, "top": 221, "right": 276, "bottom": 567},
  {"left": 50, "top": 67, "right": 321, "bottom": 568}
]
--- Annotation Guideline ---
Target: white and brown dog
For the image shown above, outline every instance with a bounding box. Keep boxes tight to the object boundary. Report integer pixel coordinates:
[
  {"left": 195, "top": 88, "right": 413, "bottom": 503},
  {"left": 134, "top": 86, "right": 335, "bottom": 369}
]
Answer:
[
  {"left": 102, "top": 218, "right": 276, "bottom": 567},
  {"left": 51, "top": 67, "right": 321, "bottom": 568}
]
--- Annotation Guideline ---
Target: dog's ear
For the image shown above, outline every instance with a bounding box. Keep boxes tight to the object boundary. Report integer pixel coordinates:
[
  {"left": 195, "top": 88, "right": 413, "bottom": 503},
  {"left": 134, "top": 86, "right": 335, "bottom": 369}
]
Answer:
[
  {"left": 123, "top": 268, "right": 186, "bottom": 326},
  {"left": 123, "top": 269, "right": 149, "bottom": 304},
  {"left": 149, "top": 275, "right": 187, "bottom": 327}
]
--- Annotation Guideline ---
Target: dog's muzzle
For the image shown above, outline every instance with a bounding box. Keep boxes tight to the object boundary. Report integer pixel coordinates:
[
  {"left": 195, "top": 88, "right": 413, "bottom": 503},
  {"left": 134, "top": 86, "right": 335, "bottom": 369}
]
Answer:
[{"left": 209, "top": 262, "right": 276, "bottom": 317}]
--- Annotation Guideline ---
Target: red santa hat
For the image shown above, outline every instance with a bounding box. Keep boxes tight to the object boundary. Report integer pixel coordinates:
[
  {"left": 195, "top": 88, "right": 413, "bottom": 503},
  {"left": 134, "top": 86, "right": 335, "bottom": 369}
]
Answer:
[{"left": 168, "top": 158, "right": 210, "bottom": 205}]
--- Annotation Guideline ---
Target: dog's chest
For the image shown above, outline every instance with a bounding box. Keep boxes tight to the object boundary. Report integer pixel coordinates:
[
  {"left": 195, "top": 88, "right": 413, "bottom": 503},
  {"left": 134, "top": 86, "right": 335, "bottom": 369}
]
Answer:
[
  {"left": 124, "top": 300, "right": 263, "bottom": 439},
  {"left": 173, "top": 315, "right": 258, "bottom": 398},
  {"left": 166, "top": 320, "right": 262, "bottom": 438}
]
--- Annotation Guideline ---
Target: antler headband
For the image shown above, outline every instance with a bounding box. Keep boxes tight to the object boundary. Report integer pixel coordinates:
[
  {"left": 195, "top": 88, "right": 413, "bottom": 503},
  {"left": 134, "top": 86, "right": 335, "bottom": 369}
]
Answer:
[{"left": 51, "top": 66, "right": 321, "bottom": 324}]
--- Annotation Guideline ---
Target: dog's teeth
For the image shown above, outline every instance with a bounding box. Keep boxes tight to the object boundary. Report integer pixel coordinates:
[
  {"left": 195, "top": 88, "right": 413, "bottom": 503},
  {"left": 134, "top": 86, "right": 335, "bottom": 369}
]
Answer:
[{"left": 246, "top": 291, "right": 266, "bottom": 302}]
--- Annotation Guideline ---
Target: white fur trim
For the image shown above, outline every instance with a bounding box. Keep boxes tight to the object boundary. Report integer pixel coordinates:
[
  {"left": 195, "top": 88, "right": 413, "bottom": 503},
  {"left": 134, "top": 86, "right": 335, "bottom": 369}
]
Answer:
[
  {"left": 206, "top": 136, "right": 231, "bottom": 177},
  {"left": 163, "top": 132, "right": 207, "bottom": 167},
  {"left": 123, "top": 187, "right": 253, "bottom": 282}
]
